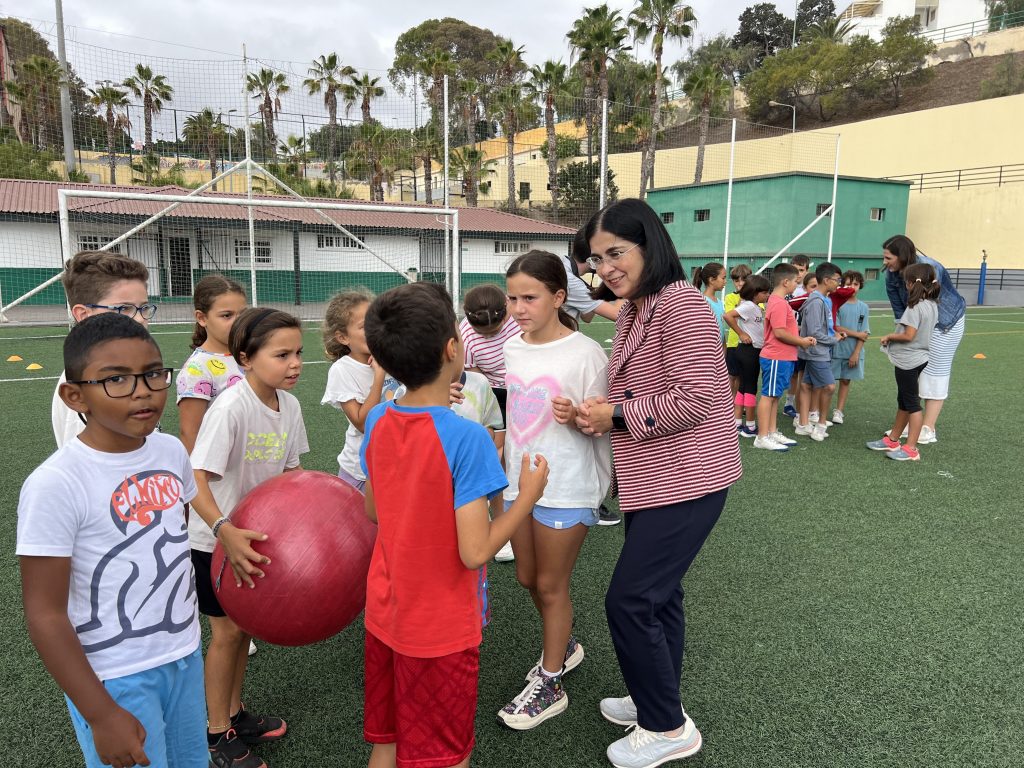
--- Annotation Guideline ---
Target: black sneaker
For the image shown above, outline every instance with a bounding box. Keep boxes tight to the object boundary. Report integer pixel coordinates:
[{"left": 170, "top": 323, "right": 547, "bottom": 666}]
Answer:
[
  {"left": 597, "top": 503, "right": 621, "bottom": 526},
  {"left": 209, "top": 728, "right": 267, "bottom": 768},
  {"left": 232, "top": 708, "right": 288, "bottom": 745}
]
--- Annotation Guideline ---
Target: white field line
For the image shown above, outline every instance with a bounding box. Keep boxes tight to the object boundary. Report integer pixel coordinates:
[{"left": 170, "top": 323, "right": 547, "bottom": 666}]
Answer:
[{"left": 0, "top": 359, "right": 329, "bottom": 384}]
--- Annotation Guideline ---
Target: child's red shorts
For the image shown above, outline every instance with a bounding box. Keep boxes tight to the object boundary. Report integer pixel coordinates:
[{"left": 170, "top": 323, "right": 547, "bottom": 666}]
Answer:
[{"left": 363, "top": 630, "right": 479, "bottom": 768}]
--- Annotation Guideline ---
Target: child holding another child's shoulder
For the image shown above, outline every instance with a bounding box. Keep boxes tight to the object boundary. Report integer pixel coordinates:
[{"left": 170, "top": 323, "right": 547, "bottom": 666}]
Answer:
[
  {"left": 360, "top": 281, "right": 548, "bottom": 768},
  {"left": 19, "top": 313, "right": 207, "bottom": 768}
]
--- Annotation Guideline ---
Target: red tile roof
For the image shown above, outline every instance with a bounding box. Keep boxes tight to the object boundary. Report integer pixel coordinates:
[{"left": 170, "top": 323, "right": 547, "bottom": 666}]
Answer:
[{"left": 0, "top": 179, "right": 576, "bottom": 237}]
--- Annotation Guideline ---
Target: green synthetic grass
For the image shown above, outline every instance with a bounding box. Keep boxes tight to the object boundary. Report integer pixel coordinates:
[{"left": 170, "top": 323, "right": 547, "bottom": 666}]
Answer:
[{"left": 1, "top": 308, "right": 1022, "bottom": 767}]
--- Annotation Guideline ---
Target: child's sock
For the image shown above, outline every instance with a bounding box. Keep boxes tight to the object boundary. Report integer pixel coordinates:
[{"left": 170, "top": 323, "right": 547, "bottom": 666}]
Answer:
[
  {"left": 207, "top": 729, "right": 228, "bottom": 747},
  {"left": 735, "top": 417, "right": 742, "bottom": 426},
  {"left": 540, "top": 666, "right": 563, "bottom": 678},
  {"left": 745, "top": 420, "right": 756, "bottom": 429},
  {"left": 785, "top": 394, "right": 795, "bottom": 407}
]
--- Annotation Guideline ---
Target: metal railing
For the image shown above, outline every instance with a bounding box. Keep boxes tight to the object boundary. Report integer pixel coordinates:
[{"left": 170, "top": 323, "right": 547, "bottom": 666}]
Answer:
[
  {"left": 948, "top": 268, "right": 1024, "bottom": 291},
  {"left": 916, "top": 10, "right": 1024, "bottom": 43},
  {"left": 885, "top": 164, "right": 1024, "bottom": 192}
]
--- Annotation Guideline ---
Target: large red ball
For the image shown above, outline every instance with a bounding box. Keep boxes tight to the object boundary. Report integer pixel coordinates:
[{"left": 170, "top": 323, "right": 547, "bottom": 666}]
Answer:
[{"left": 211, "top": 470, "right": 376, "bottom": 646}]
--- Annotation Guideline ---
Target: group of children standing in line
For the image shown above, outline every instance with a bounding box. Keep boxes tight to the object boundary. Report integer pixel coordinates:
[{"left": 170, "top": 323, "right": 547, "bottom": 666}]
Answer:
[
  {"left": 18, "top": 246, "right": 614, "bottom": 768},
  {"left": 694, "top": 252, "right": 941, "bottom": 461}
]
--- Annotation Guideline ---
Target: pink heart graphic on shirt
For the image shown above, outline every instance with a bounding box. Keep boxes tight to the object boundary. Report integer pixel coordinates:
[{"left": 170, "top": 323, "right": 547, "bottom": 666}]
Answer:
[{"left": 506, "top": 374, "right": 560, "bottom": 446}]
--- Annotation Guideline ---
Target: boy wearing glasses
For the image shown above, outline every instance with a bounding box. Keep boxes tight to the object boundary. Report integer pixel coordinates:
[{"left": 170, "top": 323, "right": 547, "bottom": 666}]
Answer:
[
  {"left": 795, "top": 263, "right": 846, "bottom": 441},
  {"left": 52, "top": 250, "right": 156, "bottom": 448},
  {"left": 18, "top": 313, "right": 208, "bottom": 768}
]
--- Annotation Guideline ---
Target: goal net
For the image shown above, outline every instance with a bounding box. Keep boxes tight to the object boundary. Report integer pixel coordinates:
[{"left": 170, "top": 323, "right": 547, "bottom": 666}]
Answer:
[{"left": 0, "top": 184, "right": 459, "bottom": 324}]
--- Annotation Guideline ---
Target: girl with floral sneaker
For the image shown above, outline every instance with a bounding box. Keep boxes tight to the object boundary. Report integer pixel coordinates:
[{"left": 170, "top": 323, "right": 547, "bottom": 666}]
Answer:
[{"left": 496, "top": 251, "right": 611, "bottom": 730}]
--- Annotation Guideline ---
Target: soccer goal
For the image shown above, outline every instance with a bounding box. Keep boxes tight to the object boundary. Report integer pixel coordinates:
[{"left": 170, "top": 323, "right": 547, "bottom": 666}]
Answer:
[{"left": 0, "top": 182, "right": 460, "bottom": 325}]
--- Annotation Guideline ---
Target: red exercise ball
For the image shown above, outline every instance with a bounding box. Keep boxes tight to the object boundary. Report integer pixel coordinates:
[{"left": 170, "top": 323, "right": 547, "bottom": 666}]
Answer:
[{"left": 211, "top": 470, "right": 376, "bottom": 646}]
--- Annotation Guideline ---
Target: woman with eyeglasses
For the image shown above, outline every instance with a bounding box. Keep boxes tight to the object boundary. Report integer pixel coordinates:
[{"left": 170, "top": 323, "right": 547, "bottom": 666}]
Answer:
[
  {"left": 575, "top": 199, "right": 741, "bottom": 768},
  {"left": 881, "top": 235, "right": 966, "bottom": 445}
]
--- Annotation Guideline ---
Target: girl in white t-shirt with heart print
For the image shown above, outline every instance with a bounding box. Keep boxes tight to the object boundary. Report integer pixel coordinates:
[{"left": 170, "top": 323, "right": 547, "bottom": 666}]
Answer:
[{"left": 496, "top": 250, "right": 611, "bottom": 731}]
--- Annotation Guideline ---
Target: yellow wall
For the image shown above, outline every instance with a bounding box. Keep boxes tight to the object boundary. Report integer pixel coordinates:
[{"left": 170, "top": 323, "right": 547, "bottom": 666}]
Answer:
[
  {"left": 477, "top": 95, "right": 1024, "bottom": 267},
  {"left": 905, "top": 185, "right": 1024, "bottom": 269}
]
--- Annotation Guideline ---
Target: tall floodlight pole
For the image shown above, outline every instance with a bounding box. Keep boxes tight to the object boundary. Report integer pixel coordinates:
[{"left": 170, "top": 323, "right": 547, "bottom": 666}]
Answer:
[{"left": 55, "top": 0, "right": 77, "bottom": 175}]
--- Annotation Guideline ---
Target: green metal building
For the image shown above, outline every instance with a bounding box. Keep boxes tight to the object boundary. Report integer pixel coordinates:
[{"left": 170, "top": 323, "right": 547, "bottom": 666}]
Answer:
[{"left": 646, "top": 172, "right": 912, "bottom": 301}]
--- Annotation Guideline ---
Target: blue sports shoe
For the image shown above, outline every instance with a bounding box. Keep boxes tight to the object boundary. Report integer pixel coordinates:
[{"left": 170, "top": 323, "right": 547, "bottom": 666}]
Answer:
[{"left": 783, "top": 404, "right": 797, "bottom": 418}]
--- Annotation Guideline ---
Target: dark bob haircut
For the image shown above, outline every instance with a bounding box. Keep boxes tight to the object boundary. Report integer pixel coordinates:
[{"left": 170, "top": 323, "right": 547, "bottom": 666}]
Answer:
[
  {"left": 365, "top": 282, "right": 457, "bottom": 390},
  {"left": 64, "top": 312, "right": 159, "bottom": 381},
  {"left": 583, "top": 198, "right": 684, "bottom": 301}
]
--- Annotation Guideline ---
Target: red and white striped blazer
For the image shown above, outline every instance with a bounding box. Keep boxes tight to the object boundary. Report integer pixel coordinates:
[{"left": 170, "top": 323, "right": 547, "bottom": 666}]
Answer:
[{"left": 610, "top": 281, "right": 742, "bottom": 512}]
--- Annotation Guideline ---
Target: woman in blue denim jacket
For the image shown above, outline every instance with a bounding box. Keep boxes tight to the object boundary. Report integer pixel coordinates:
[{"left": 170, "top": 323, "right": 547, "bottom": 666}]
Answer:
[{"left": 883, "top": 235, "right": 966, "bottom": 444}]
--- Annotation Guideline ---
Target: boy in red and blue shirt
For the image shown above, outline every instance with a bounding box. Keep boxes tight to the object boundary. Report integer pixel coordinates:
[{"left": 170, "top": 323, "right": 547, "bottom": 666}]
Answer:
[{"left": 360, "top": 282, "right": 548, "bottom": 768}]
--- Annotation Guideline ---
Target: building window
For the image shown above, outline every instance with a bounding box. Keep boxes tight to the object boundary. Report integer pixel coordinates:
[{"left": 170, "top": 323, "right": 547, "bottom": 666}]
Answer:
[
  {"left": 78, "top": 235, "right": 121, "bottom": 254},
  {"left": 870, "top": 207, "right": 886, "bottom": 221},
  {"left": 694, "top": 209, "right": 711, "bottom": 222},
  {"left": 661, "top": 212, "right": 675, "bottom": 224},
  {"left": 235, "top": 239, "right": 272, "bottom": 265},
  {"left": 816, "top": 203, "right": 832, "bottom": 217},
  {"left": 494, "top": 240, "right": 530, "bottom": 255},
  {"left": 519, "top": 181, "right": 531, "bottom": 201},
  {"left": 865, "top": 268, "right": 880, "bottom": 281},
  {"left": 317, "top": 233, "right": 360, "bottom": 249}
]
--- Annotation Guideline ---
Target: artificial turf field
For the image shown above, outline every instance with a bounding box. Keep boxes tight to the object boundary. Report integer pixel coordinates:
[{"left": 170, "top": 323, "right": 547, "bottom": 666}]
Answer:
[{"left": 1, "top": 305, "right": 1021, "bottom": 767}]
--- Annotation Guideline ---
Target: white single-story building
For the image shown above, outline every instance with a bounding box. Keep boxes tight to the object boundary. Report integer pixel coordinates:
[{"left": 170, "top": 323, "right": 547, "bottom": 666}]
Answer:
[{"left": 0, "top": 180, "right": 576, "bottom": 309}]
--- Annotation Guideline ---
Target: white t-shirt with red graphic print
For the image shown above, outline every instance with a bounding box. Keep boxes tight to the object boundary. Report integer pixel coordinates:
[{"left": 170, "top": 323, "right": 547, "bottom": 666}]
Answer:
[{"left": 16, "top": 433, "right": 200, "bottom": 681}]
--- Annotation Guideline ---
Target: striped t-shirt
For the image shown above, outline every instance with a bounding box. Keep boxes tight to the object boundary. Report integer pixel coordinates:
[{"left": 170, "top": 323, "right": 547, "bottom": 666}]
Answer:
[{"left": 459, "top": 314, "right": 520, "bottom": 388}]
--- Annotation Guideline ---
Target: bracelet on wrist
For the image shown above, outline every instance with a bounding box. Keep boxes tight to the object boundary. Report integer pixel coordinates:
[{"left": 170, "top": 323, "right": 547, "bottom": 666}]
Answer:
[{"left": 211, "top": 517, "right": 231, "bottom": 539}]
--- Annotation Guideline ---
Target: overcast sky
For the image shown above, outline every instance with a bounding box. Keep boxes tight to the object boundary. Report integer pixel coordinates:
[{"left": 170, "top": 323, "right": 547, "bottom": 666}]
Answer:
[
  {"left": 12, "top": 0, "right": 782, "bottom": 74},
  {"left": 8, "top": 1, "right": 797, "bottom": 141}
]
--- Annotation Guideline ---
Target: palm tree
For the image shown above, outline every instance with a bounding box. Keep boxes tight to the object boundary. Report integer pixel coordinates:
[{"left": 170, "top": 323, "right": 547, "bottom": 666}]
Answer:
[
  {"left": 629, "top": 0, "right": 696, "bottom": 197},
  {"left": 304, "top": 53, "right": 355, "bottom": 183},
  {"left": 349, "top": 123, "right": 395, "bottom": 201},
  {"left": 449, "top": 146, "right": 496, "bottom": 207},
  {"left": 279, "top": 135, "right": 308, "bottom": 178},
  {"left": 411, "top": 131, "right": 441, "bottom": 204},
  {"left": 490, "top": 84, "right": 538, "bottom": 211},
  {"left": 414, "top": 52, "right": 455, "bottom": 203},
  {"left": 89, "top": 85, "right": 131, "bottom": 184},
  {"left": 488, "top": 39, "right": 528, "bottom": 87},
  {"left": 342, "top": 72, "right": 386, "bottom": 127},
  {"left": 568, "top": 5, "right": 631, "bottom": 103},
  {"left": 8, "top": 55, "right": 64, "bottom": 149},
  {"left": 183, "top": 108, "right": 226, "bottom": 188},
  {"left": 417, "top": 51, "right": 455, "bottom": 132},
  {"left": 122, "top": 64, "right": 173, "bottom": 159},
  {"left": 801, "top": 17, "right": 858, "bottom": 44},
  {"left": 246, "top": 68, "right": 290, "bottom": 160},
  {"left": 458, "top": 78, "right": 485, "bottom": 146},
  {"left": 527, "top": 60, "right": 570, "bottom": 218},
  {"left": 683, "top": 64, "right": 730, "bottom": 184},
  {"left": 568, "top": 5, "right": 631, "bottom": 165}
]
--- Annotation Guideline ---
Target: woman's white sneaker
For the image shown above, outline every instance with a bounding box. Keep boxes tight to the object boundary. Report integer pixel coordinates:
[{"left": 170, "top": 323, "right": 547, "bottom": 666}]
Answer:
[
  {"left": 606, "top": 716, "right": 702, "bottom": 768},
  {"left": 600, "top": 695, "right": 638, "bottom": 726}
]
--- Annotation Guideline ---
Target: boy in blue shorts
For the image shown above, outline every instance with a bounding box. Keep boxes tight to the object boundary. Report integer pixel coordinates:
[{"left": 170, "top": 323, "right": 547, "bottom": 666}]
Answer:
[
  {"left": 359, "top": 282, "right": 549, "bottom": 768},
  {"left": 795, "top": 263, "right": 846, "bottom": 442},
  {"left": 755, "top": 264, "right": 816, "bottom": 452},
  {"left": 17, "top": 313, "right": 207, "bottom": 768}
]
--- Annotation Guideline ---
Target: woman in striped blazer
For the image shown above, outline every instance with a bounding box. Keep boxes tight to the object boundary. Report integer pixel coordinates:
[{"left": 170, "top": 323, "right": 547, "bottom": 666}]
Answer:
[{"left": 576, "top": 199, "right": 742, "bottom": 768}]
